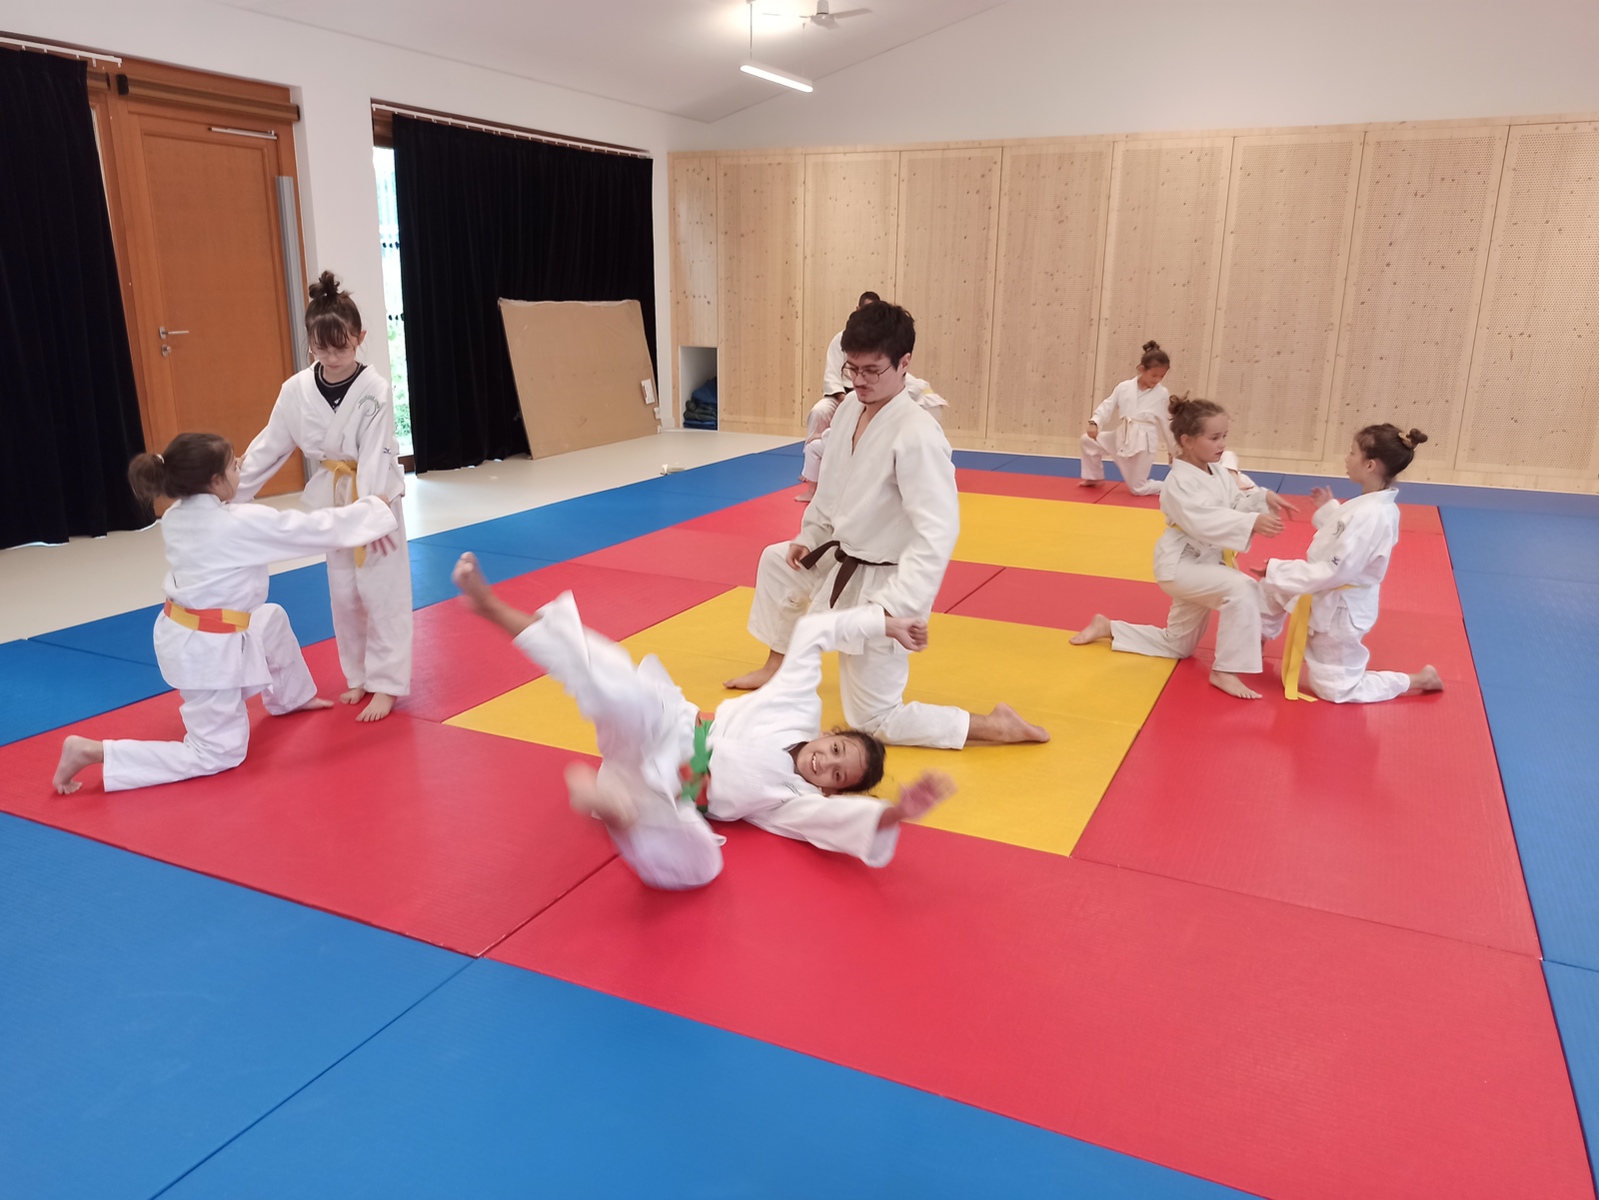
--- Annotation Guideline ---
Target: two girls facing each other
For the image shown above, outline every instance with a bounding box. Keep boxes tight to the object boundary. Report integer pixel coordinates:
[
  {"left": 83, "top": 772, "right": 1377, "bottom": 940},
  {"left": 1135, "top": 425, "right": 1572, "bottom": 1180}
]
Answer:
[
  {"left": 54, "top": 434, "right": 397, "bottom": 794},
  {"left": 1071, "top": 394, "right": 1444, "bottom": 704}
]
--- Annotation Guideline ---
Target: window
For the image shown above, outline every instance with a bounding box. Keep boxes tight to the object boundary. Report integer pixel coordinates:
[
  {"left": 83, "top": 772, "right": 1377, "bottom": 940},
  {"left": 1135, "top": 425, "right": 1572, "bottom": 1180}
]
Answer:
[{"left": 372, "top": 147, "right": 411, "bottom": 455}]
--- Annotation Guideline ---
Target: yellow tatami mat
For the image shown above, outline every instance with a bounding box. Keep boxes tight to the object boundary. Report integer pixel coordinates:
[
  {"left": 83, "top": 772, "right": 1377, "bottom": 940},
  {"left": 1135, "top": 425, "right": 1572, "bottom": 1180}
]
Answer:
[
  {"left": 955, "top": 492, "right": 1163, "bottom": 581},
  {"left": 449, "top": 587, "right": 1173, "bottom": 856}
]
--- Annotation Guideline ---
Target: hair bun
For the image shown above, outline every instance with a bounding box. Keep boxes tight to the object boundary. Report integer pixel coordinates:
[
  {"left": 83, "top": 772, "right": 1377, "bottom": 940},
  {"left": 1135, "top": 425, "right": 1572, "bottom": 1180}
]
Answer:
[
  {"left": 1142, "top": 340, "right": 1162, "bottom": 354},
  {"left": 1167, "top": 389, "right": 1190, "bottom": 417},
  {"left": 309, "top": 270, "right": 340, "bottom": 303},
  {"left": 1404, "top": 428, "right": 1428, "bottom": 448}
]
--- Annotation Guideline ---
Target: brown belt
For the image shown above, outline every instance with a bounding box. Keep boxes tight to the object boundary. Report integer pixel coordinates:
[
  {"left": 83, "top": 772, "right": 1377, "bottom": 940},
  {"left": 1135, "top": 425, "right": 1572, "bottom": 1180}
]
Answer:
[{"left": 800, "top": 540, "right": 896, "bottom": 607}]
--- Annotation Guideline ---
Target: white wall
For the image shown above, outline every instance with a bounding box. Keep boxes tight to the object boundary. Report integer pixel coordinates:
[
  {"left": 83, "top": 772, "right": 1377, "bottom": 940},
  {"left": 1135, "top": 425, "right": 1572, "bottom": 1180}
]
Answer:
[
  {"left": 691, "top": 0, "right": 1599, "bottom": 149},
  {"left": 0, "top": 0, "right": 701, "bottom": 425}
]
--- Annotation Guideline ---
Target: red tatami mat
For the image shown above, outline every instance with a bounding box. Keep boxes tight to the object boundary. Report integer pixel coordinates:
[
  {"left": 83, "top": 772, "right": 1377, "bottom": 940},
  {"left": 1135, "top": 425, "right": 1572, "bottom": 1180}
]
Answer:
[
  {"left": 0, "top": 695, "right": 613, "bottom": 955},
  {"left": 955, "top": 468, "right": 1103, "bottom": 502},
  {"left": 380, "top": 563, "right": 730, "bottom": 724},
  {"left": 1073, "top": 652, "right": 1535, "bottom": 953},
  {"left": 494, "top": 824, "right": 1589, "bottom": 1200}
]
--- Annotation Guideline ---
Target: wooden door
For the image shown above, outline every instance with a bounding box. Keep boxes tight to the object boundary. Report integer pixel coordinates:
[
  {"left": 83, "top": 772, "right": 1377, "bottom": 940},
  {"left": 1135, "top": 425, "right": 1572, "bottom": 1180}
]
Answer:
[{"left": 113, "top": 112, "right": 303, "bottom": 493}]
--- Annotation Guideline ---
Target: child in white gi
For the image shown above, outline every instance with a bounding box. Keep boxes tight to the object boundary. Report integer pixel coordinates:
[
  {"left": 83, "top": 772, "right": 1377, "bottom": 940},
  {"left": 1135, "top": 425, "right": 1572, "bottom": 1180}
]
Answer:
[
  {"left": 1255, "top": 424, "right": 1444, "bottom": 703},
  {"left": 1080, "top": 341, "right": 1174, "bottom": 494},
  {"left": 53, "top": 433, "right": 397, "bottom": 794},
  {"left": 235, "top": 271, "right": 411, "bottom": 723},
  {"left": 450, "top": 552, "right": 955, "bottom": 891},
  {"left": 727, "top": 301, "right": 1049, "bottom": 748},
  {"left": 799, "top": 290, "right": 882, "bottom": 502},
  {"left": 1071, "top": 396, "right": 1296, "bottom": 700}
]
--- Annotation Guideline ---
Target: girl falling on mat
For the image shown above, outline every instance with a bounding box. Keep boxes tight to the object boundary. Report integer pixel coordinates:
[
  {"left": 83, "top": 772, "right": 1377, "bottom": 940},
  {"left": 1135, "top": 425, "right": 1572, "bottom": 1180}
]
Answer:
[
  {"left": 1080, "top": 340, "right": 1175, "bottom": 495},
  {"left": 54, "top": 434, "right": 397, "bottom": 795},
  {"left": 451, "top": 552, "right": 955, "bottom": 890},
  {"left": 234, "top": 272, "right": 411, "bottom": 722},
  {"left": 1252, "top": 424, "right": 1444, "bottom": 703},
  {"left": 1070, "top": 395, "right": 1296, "bottom": 699}
]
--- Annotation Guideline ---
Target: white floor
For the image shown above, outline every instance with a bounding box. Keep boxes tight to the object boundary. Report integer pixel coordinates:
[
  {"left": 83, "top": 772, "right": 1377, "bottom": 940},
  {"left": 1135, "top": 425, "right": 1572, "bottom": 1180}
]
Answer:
[{"left": 0, "top": 431, "right": 795, "bottom": 643}]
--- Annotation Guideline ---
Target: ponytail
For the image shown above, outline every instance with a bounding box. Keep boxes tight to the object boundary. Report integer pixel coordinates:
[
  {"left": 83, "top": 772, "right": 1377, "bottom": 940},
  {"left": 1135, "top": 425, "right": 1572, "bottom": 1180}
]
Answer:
[
  {"left": 1168, "top": 391, "right": 1225, "bottom": 443},
  {"left": 1355, "top": 424, "right": 1429, "bottom": 482},
  {"left": 128, "top": 433, "right": 232, "bottom": 504}
]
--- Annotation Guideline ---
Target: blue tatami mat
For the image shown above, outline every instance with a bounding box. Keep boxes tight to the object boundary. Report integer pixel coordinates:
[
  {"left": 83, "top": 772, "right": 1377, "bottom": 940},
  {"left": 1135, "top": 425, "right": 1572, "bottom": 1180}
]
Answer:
[
  {"left": 952, "top": 449, "right": 1020, "bottom": 471},
  {"left": 644, "top": 454, "right": 800, "bottom": 500},
  {"left": 0, "top": 814, "right": 466, "bottom": 1200},
  {"left": 759, "top": 440, "right": 805, "bottom": 458},
  {"left": 407, "top": 541, "right": 554, "bottom": 608},
  {"left": 0, "top": 641, "right": 169, "bottom": 747},
  {"left": 32, "top": 604, "right": 163, "bottom": 667},
  {"left": 162, "top": 959, "right": 1248, "bottom": 1200},
  {"left": 1544, "top": 963, "right": 1599, "bottom": 1183},
  {"left": 1442, "top": 508, "right": 1599, "bottom": 585},
  {"left": 417, "top": 487, "right": 729, "bottom": 562},
  {"left": 1454, "top": 570, "right": 1599, "bottom": 696}
]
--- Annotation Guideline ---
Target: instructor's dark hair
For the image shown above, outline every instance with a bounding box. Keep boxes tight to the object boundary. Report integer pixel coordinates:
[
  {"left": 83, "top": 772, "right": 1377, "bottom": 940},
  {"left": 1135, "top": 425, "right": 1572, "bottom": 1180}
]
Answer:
[
  {"left": 857, "top": 291, "right": 881, "bottom": 307},
  {"left": 1139, "top": 340, "right": 1170, "bottom": 369},
  {"left": 1355, "top": 424, "right": 1429, "bottom": 482},
  {"left": 128, "top": 433, "right": 232, "bottom": 505},
  {"left": 840, "top": 301, "right": 915, "bottom": 365},
  {"left": 1167, "top": 392, "right": 1226, "bottom": 444}
]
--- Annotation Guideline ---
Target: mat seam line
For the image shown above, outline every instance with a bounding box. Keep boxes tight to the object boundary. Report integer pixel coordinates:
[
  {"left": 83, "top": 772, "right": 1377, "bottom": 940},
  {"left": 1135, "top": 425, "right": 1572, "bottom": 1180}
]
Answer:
[
  {"left": 144, "top": 956, "right": 478, "bottom": 1199},
  {"left": 477, "top": 854, "right": 620, "bottom": 958}
]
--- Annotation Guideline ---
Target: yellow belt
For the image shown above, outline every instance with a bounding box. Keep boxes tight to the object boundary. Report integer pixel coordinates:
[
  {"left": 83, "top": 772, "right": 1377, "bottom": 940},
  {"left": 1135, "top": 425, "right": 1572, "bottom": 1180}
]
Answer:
[
  {"left": 1281, "top": 586, "right": 1357, "bottom": 702},
  {"left": 321, "top": 458, "right": 365, "bottom": 567},
  {"left": 163, "top": 598, "right": 251, "bottom": 633}
]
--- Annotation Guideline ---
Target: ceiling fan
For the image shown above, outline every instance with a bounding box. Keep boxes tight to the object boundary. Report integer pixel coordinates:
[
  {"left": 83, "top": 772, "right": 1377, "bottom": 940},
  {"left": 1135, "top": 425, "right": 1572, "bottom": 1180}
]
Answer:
[{"left": 764, "top": 1, "right": 872, "bottom": 30}]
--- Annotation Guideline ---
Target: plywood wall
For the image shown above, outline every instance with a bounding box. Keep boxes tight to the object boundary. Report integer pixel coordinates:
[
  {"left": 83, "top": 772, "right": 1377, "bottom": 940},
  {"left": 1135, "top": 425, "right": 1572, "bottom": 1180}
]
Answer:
[
  {"left": 988, "top": 143, "right": 1113, "bottom": 449},
  {"left": 671, "top": 110, "right": 1599, "bottom": 491},
  {"left": 802, "top": 152, "right": 899, "bottom": 403},
  {"left": 716, "top": 155, "right": 803, "bottom": 433}
]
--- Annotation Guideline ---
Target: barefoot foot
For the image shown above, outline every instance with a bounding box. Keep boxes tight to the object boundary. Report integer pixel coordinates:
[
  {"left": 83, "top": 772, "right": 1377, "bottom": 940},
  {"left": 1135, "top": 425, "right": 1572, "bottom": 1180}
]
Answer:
[
  {"left": 358, "top": 693, "right": 396, "bottom": 722},
  {"left": 794, "top": 483, "right": 816, "bottom": 503},
  {"left": 53, "top": 735, "right": 103, "bottom": 795},
  {"left": 293, "top": 696, "right": 336, "bottom": 712},
  {"left": 565, "top": 762, "right": 637, "bottom": 829},
  {"left": 966, "top": 702, "right": 1051, "bottom": 744},
  {"left": 1078, "top": 478, "right": 1102, "bottom": 488},
  {"left": 339, "top": 686, "right": 368, "bottom": 706},
  {"left": 724, "top": 652, "right": 784, "bottom": 691},
  {"left": 1409, "top": 665, "right": 1444, "bottom": 693},
  {"left": 1070, "top": 614, "right": 1113, "bottom": 645},
  {"left": 1210, "top": 670, "right": 1262, "bottom": 700},
  {"left": 451, "top": 552, "right": 495, "bottom": 617}
]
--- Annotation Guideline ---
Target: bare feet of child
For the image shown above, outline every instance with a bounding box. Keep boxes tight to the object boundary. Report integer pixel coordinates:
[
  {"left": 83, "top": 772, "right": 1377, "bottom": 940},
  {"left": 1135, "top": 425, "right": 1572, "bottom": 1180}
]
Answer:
[
  {"left": 1069, "top": 614, "right": 1112, "bottom": 645},
  {"left": 1210, "top": 670, "right": 1262, "bottom": 700},
  {"left": 794, "top": 482, "right": 816, "bottom": 502},
  {"left": 1408, "top": 665, "right": 1444, "bottom": 694},
  {"left": 340, "top": 686, "right": 367, "bottom": 706},
  {"left": 564, "top": 761, "right": 637, "bottom": 830},
  {"left": 53, "top": 735, "right": 103, "bottom": 794},
  {"left": 1078, "top": 478, "right": 1102, "bottom": 488},
  {"left": 358, "top": 693, "right": 396, "bottom": 722},
  {"left": 451, "top": 552, "right": 494, "bottom": 615},
  {"left": 295, "top": 697, "right": 335, "bottom": 712},
  {"left": 724, "top": 650, "right": 784, "bottom": 691},
  {"left": 966, "top": 703, "right": 1051, "bottom": 744}
]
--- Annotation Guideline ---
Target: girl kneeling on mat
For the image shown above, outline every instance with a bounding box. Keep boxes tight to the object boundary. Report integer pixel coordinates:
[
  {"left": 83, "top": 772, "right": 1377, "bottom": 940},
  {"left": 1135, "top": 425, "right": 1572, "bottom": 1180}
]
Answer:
[
  {"left": 53, "top": 434, "right": 397, "bottom": 795},
  {"left": 1253, "top": 424, "right": 1444, "bottom": 703}
]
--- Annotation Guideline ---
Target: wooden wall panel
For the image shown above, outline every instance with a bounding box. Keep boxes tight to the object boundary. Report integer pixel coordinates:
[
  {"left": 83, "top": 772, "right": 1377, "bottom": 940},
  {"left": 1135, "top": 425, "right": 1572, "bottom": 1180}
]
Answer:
[
  {"left": 716, "top": 155, "right": 803, "bottom": 433},
  {"left": 668, "top": 155, "right": 717, "bottom": 418},
  {"left": 1459, "top": 123, "right": 1599, "bottom": 478},
  {"left": 895, "top": 148, "right": 1002, "bottom": 440},
  {"left": 1328, "top": 128, "right": 1506, "bottom": 473},
  {"left": 987, "top": 143, "right": 1113, "bottom": 450},
  {"left": 1095, "top": 139, "right": 1232, "bottom": 404},
  {"left": 1208, "top": 134, "right": 1362, "bottom": 460},
  {"left": 802, "top": 152, "right": 899, "bottom": 403}
]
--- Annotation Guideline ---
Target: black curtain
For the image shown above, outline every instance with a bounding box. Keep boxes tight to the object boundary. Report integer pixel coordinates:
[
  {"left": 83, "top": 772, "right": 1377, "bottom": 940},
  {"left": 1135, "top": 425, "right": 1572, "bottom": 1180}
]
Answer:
[
  {"left": 392, "top": 115, "right": 656, "bottom": 472},
  {"left": 0, "top": 50, "right": 147, "bottom": 549}
]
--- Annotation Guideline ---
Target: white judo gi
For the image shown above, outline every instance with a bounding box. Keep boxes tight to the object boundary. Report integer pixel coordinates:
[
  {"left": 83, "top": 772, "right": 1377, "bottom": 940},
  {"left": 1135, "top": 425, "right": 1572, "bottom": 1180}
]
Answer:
[
  {"left": 513, "top": 593, "right": 901, "bottom": 890},
  {"left": 236, "top": 365, "right": 413, "bottom": 698},
  {"left": 753, "top": 389, "right": 968, "bottom": 748},
  {"left": 1109, "top": 459, "right": 1283, "bottom": 675},
  {"left": 802, "top": 375, "right": 946, "bottom": 485},
  {"left": 102, "top": 495, "right": 398, "bottom": 791},
  {"left": 1081, "top": 377, "right": 1174, "bottom": 494},
  {"left": 1262, "top": 489, "right": 1411, "bottom": 703}
]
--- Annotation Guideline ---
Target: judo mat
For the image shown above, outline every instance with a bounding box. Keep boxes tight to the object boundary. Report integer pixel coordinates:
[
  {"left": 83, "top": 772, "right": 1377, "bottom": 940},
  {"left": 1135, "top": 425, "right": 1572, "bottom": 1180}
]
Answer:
[{"left": 1, "top": 444, "right": 1596, "bottom": 1198}]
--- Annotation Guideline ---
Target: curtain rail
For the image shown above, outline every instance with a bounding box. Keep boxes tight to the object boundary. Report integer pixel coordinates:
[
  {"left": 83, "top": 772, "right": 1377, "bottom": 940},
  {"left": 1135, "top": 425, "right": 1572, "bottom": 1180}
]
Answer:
[
  {"left": 371, "top": 102, "right": 649, "bottom": 159},
  {"left": 0, "top": 34, "right": 121, "bottom": 65}
]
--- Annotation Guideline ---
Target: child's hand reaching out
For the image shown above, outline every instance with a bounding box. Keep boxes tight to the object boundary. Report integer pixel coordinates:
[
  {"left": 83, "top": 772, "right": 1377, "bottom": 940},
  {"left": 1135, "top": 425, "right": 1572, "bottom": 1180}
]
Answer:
[{"left": 1310, "top": 486, "right": 1335, "bottom": 509}]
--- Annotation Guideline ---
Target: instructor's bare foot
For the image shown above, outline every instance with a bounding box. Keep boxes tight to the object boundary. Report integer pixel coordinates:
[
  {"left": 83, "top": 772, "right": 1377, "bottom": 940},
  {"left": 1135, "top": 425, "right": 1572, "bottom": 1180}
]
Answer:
[
  {"left": 966, "top": 703, "right": 1051, "bottom": 744},
  {"left": 724, "top": 651, "right": 784, "bottom": 691},
  {"left": 1409, "top": 665, "right": 1444, "bottom": 694},
  {"left": 339, "top": 686, "right": 368, "bottom": 706},
  {"left": 53, "top": 735, "right": 103, "bottom": 794},
  {"left": 1070, "top": 614, "right": 1112, "bottom": 645},
  {"left": 1210, "top": 670, "right": 1262, "bottom": 700},
  {"left": 565, "top": 762, "right": 637, "bottom": 830},
  {"left": 358, "top": 693, "right": 396, "bottom": 722}
]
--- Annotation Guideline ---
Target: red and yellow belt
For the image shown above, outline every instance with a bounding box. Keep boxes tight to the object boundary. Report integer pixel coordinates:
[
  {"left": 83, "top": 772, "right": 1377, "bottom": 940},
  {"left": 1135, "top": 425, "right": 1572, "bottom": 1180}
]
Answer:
[{"left": 163, "top": 599, "right": 250, "bottom": 634}]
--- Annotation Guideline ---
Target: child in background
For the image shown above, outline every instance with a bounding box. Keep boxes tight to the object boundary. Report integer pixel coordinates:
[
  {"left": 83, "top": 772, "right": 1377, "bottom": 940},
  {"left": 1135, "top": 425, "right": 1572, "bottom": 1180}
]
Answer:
[
  {"left": 235, "top": 271, "right": 411, "bottom": 722},
  {"left": 1256, "top": 425, "right": 1444, "bottom": 702},
  {"left": 1070, "top": 395, "right": 1295, "bottom": 700},
  {"left": 451, "top": 552, "right": 955, "bottom": 891},
  {"left": 53, "top": 434, "right": 396, "bottom": 794},
  {"left": 1081, "top": 341, "right": 1174, "bottom": 495}
]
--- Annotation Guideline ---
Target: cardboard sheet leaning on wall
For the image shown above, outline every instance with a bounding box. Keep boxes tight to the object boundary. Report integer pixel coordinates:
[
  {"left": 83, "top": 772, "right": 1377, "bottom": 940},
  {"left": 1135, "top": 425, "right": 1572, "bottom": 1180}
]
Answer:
[{"left": 499, "top": 299, "right": 659, "bottom": 459}]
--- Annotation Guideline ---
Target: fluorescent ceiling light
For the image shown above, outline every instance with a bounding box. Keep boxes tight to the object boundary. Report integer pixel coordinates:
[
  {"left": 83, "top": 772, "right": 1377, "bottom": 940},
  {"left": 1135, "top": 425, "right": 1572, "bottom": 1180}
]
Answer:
[{"left": 740, "top": 62, "right": 813, "bottom": 92}]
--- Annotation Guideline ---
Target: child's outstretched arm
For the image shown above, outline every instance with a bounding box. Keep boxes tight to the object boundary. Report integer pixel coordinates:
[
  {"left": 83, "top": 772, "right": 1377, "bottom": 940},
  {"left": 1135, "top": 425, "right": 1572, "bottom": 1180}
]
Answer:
[{"left": 452, "top": 552, "right": 537, "bottom": 637}]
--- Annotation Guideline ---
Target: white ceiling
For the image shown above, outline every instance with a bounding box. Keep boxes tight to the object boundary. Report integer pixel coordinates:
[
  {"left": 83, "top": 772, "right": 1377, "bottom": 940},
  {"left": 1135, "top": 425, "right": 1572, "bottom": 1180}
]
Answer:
[{"left": 212, "top": 0, "right": 1012, "bottom": 122}]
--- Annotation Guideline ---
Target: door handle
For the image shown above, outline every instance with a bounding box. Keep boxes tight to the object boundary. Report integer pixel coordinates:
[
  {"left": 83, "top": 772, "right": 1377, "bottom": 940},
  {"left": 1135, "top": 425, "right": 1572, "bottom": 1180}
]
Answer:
[{"left": 159, "top": 326, "right": 190, "bottom": 338}]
